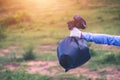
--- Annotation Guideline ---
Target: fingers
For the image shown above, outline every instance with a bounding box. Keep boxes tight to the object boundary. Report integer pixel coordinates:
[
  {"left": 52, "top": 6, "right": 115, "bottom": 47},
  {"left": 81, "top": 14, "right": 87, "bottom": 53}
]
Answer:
[{"left": 70, "top": 27, "right": 81, "bottom": 38}]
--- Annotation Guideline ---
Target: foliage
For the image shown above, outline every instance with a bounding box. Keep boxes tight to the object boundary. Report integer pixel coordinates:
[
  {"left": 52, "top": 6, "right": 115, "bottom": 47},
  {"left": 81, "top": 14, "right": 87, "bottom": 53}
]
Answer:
[
  {"left": 101, "top": 52, "right": 120, "bottom": 65},
  {"left": 36, "top": 52, "right": 57, "bottom": 61},
  {"left": 0, "top": 0, "right": 120, "bottom": 79},
  {"left": 89, "top": 48, "right": 98, "bottom": 56},
  {"left": 23, "top": 47, "right": 36, "bottom": 61},
  {"left": 0, "top": 26, "right": 7, "bottom": 48},
  {"left": 0, "top": 70, "right": 49, "bottom": 80},
  {"left": 0, "top": 13, "right": 31, "bottom": 27},
  {"left": 0, "top": 70, "right": 95, "bottom": 80},
  {"left": 0, "top": 69, "right": 110, "bottom": 80},
  {"left": 0, "top": 27, "right": 6, "bottom": 41},
  {"left": 87, "top": 49, "right": 120, "bottom": 70}
]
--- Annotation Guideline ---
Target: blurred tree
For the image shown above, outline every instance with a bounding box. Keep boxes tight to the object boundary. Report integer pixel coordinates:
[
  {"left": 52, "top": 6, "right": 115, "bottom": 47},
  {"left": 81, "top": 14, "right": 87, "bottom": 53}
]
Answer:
[
  {"left": 0, "top": 0, "right": 8, "bottom": 6},
  {"left": 0, "top": 27, "right": 6, "bottom": 41},
  {"left": 0, "top": 0, "right": 15, "bottom": 7}
]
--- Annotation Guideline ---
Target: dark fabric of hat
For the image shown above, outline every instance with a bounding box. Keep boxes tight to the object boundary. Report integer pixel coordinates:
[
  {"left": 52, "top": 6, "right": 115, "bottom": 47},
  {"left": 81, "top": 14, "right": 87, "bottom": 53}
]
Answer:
[{"left": 57, "top": 36, "right": 90, "bottom": 72}]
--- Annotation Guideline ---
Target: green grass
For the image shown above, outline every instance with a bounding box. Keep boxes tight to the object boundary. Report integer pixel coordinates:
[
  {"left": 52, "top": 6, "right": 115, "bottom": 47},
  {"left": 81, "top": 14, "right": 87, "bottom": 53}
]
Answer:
[
  {"left": 1, "top": 70, "right": 106, "bottom": 80},
  {"left": 87, "top": 49, "right": 120, "bottom": 70},
  {"left": 3, "top": 6, "right": 120, "bottom": 47},
  {"left": 23, "top": 46, "right": 36, "bottom": 61},
  {"left": 0, "top": 0, "right": 120, "bottom": 79},
  {"left": 36, "top": 52, "right": 57, "bottom": 61},
  {"left": 0, "top": 57, "right": 10, "bottom": 70},
  {"left": 0, "top": 70, "right": 50, "bottom": 80}
]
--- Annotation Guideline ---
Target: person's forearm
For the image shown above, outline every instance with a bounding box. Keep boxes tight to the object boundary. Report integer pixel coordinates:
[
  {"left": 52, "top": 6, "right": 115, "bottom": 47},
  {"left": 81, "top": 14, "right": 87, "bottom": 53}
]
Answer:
[{"left": 82, "top": 32, "right": 120, "bottom": 46}]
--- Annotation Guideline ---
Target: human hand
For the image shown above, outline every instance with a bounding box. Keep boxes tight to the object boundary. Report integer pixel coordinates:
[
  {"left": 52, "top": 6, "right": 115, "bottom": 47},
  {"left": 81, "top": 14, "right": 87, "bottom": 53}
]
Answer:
[{"left": 70, "top": 27, "right": 82, "bottom": 38}]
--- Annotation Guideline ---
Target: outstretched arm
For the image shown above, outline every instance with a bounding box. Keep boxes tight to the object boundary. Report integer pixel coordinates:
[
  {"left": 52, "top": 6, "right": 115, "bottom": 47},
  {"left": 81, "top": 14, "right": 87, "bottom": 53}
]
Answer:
[
  {"left": 67, "top": 17, "right": 120, "bottom": 46},
  {"left": 70, "top": 28, "right": 120, "bottom": 46},
  {"left": 82, "top": 32, "right": 120, "bottom": 46}
]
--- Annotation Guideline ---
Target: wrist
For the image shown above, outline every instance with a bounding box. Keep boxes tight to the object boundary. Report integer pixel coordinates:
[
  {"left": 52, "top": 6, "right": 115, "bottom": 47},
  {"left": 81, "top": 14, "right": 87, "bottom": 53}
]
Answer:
[{"left": 70, "top": 27, "right": 82, "bottom": 38}]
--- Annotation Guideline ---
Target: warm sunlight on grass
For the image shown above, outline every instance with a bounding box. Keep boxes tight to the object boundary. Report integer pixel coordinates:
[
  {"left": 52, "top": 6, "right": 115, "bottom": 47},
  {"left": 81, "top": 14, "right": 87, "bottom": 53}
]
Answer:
[
  {"left": 22, "top": 0, "right": 64, "bottom": 12},
  {"left": 17, "top": 0, "right": 76, "bottom": 20},
  {"left": 1, "top": 0, "right": 120, "bottom": 80},
  {"left": 24, "top": 0, "right": 58, "bottom": 8}
]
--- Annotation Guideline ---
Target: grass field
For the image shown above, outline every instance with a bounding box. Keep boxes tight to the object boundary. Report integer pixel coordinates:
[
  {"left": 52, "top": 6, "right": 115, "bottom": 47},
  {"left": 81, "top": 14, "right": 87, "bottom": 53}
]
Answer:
[{"left": 0, "top": 0, "right": 120, "bottom": 80}]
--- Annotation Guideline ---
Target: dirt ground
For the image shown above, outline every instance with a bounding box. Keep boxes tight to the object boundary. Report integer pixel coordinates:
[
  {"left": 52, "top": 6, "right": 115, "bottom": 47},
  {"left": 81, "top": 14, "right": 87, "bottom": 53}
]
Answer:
[
  {"left": 3, "top": 60, "right": 120, "bottom": 80},
  {"left": 0, "top": 45, "right": 120, "bottom": 80}
]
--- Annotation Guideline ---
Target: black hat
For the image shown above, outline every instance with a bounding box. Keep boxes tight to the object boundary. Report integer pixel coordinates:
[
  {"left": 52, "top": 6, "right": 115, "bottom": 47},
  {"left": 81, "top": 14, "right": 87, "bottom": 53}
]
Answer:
[{"left": 57, "top": 37, "right": 90, "bottom": 72}]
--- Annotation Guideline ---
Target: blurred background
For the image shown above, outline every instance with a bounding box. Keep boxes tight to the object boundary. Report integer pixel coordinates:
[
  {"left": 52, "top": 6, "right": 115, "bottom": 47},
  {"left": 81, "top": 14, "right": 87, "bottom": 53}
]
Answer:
[{"left": 0, "top": 0, "right": 120, "bottom": 80}]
